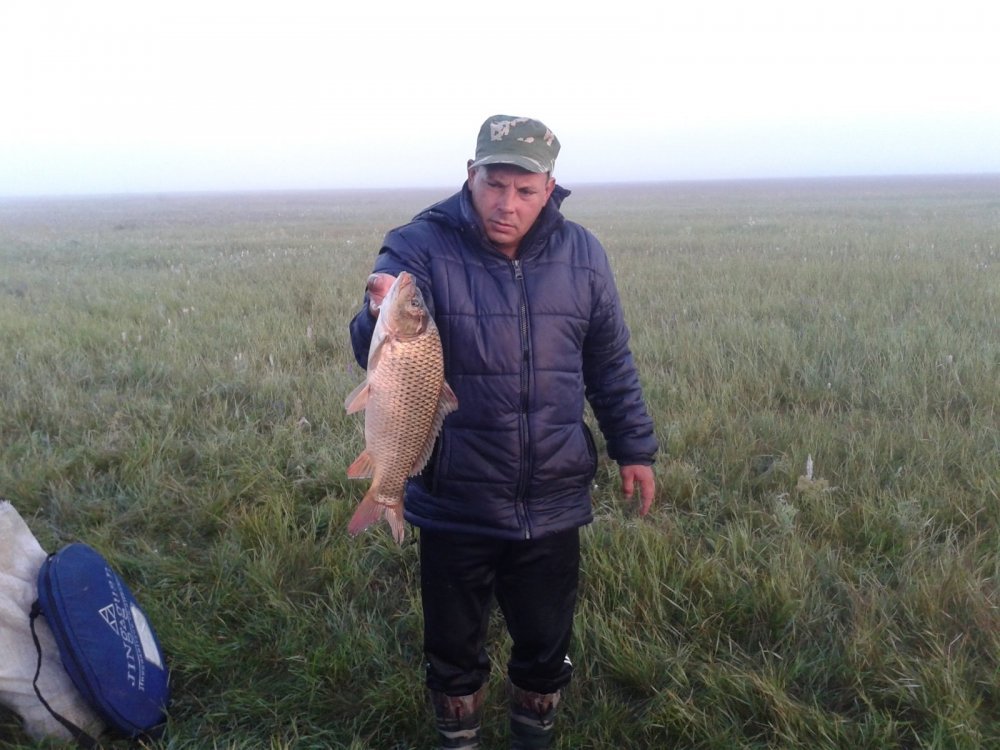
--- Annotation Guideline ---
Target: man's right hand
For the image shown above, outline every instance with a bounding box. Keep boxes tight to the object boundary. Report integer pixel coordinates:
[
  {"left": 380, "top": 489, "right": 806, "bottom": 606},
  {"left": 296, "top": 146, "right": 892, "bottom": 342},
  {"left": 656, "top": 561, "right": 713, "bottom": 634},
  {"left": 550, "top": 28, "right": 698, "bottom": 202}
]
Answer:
[{"left": 366, "top": 272, "right": 397, "bottom": 317}]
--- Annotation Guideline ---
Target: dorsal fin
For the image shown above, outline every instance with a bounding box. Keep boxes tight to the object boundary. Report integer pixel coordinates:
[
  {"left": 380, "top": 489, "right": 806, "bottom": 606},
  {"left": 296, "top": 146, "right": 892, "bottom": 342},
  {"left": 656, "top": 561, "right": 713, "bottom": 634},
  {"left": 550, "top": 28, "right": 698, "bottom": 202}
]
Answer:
[{"left": 409, "top": 381, "right": 459, "bottom": 476}]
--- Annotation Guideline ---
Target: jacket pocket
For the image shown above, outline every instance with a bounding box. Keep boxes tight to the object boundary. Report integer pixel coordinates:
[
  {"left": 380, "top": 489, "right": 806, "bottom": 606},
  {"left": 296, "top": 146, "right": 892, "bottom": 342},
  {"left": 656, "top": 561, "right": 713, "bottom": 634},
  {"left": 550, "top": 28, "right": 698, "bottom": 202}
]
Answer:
[
  {"left": 418, "top": 435, "right": 445, "bottom": 495},
  {"left": 582, "top": 422, "right": 598, "bottom": 483}
]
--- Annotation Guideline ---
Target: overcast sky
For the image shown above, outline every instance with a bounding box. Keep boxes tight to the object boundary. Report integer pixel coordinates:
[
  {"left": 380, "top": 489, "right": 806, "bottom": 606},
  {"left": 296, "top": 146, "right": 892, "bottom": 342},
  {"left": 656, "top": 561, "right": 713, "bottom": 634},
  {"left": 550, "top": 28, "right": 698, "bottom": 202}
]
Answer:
[{"left": 2, "top": 1, "right": 998, "bottom": 196}]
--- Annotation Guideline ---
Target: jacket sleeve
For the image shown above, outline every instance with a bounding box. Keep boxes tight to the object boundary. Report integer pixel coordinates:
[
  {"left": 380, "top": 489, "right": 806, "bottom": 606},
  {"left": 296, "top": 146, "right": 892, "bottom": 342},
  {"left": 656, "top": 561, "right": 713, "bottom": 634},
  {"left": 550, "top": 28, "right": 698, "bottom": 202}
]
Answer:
[
  {"left": 347, "top": 227, "right": 434, "bottom": 369},
  {"left": 581, "top": 237, "right": 659, "bottom": 466},
  {"left": 348, "top": 297, "right": 378, "bottom": 368}
]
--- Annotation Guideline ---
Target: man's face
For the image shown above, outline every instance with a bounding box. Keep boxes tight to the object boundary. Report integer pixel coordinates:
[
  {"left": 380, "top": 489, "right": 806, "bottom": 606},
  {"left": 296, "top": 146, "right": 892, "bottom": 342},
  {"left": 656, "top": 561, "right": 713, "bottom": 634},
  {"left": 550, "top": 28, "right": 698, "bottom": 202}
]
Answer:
[{"left": 467, "top": 165, "right": 555, "bottom": 258}]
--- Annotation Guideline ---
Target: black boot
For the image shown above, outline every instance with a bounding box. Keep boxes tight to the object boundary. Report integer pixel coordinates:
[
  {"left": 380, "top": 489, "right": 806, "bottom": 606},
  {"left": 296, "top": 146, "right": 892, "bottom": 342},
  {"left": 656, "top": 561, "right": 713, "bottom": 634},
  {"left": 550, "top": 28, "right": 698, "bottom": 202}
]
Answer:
[
  {"left": 429, "top": 685, "right": 487, "bottom": 750},
  {"left": 507, "top": 678, "right": 560, "bottom": 749}
]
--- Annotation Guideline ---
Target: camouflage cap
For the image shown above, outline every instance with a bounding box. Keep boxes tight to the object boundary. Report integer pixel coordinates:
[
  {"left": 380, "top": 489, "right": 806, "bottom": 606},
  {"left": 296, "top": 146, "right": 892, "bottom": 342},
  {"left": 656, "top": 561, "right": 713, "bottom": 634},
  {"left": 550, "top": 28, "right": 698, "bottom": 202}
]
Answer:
[{"left": 469, "top": 115, "right": 560, "bottom": 174}]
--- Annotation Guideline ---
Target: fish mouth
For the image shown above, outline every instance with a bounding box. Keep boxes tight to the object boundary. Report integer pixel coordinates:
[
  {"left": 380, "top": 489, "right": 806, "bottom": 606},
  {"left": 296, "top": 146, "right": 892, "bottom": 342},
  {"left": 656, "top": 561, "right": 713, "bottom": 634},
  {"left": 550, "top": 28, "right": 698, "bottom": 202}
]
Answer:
[{"left": 390, "top": 271, "right": 415, "bottom": 301}]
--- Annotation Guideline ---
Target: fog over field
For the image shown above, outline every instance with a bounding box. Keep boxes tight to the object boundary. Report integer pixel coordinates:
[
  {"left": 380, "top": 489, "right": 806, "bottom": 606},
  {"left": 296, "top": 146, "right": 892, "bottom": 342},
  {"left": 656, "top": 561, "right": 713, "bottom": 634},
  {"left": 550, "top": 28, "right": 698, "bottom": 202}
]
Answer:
[{"left": 2, "top": 1, "right": 999, "bottom": 197}]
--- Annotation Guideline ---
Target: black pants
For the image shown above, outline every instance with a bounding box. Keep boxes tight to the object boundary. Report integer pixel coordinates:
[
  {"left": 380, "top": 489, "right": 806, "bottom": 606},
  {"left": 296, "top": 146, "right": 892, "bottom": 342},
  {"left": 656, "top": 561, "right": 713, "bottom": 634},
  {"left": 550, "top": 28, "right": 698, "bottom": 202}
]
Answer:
[{"left": 419, "top": 527, "right": 580, "bottom": 697}]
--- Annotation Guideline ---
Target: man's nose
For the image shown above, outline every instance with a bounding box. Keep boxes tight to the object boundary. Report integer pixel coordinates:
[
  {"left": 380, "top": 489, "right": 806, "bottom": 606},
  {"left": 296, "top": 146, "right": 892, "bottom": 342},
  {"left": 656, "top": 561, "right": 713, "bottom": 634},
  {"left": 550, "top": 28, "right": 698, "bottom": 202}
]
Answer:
[{"left": 497, "top": 188, "right": 516, "bottom": 211}]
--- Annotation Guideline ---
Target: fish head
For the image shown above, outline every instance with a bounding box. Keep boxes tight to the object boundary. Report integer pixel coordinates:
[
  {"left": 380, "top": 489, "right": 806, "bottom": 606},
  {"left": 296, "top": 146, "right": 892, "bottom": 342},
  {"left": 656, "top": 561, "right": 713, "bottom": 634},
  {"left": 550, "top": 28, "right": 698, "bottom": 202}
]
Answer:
[{"left": 382, "top": 271, "right": 430, "bottom": 338}]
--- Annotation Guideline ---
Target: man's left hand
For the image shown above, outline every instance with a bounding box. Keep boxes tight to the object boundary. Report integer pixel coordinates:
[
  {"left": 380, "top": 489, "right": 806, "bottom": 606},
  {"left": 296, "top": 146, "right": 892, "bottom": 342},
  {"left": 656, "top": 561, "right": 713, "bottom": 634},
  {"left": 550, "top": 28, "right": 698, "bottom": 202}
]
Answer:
[
  {"left": 620, "top": 464, "right": 655, "bottom": 516},
  {"left": 366, "top": 272, "right": 397, "bottom": 317}
]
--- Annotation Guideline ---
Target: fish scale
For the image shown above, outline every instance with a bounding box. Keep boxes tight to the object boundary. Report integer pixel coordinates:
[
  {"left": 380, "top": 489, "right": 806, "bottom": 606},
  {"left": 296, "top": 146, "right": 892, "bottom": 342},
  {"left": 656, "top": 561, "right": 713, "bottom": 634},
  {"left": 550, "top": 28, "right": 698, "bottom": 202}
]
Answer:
[{"left": 364, "top": 333, "right": 446, "bottom": 503}]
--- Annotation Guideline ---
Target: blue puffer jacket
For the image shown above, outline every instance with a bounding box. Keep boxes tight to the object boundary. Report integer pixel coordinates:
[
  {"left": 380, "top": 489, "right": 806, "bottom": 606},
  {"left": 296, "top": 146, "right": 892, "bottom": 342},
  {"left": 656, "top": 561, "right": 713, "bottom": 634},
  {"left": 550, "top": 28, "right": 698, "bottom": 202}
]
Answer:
[{"left": 349, "top": 183, "right": 658, "bottom": 540}]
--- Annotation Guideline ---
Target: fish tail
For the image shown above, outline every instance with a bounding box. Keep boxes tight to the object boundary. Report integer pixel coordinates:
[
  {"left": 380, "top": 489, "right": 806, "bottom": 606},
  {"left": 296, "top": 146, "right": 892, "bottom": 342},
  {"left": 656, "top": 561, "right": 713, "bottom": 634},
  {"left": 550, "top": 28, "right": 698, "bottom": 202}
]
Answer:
[{"left": 348, "top": 489, "right": 384, "bottom": 537}]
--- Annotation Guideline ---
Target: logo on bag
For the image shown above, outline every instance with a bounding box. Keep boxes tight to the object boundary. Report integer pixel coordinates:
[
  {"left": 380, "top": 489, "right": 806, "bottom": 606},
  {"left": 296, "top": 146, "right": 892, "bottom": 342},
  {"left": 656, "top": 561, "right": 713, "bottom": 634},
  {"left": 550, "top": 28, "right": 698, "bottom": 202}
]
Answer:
[
  {"left": 102, "top": 566, "right": 145, "bottom": 691},
  {"left": 99, "top": 603, "right": 120, "bottom": 636}
]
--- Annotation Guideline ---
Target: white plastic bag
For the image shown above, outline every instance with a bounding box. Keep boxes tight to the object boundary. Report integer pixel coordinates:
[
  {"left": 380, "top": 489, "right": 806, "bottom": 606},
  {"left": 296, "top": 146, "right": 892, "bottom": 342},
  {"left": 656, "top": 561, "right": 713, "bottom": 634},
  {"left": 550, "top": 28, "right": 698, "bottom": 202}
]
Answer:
[{"left": 0, "top": 500, "right": 104, "bottom": 741}]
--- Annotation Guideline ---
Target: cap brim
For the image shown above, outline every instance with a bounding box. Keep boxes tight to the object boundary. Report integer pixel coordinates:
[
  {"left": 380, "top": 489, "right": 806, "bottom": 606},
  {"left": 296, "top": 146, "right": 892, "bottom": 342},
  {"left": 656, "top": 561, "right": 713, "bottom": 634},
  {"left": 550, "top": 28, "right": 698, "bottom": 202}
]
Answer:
[{"left": 469, "top": 154, "right": 549, "bottom": 173}]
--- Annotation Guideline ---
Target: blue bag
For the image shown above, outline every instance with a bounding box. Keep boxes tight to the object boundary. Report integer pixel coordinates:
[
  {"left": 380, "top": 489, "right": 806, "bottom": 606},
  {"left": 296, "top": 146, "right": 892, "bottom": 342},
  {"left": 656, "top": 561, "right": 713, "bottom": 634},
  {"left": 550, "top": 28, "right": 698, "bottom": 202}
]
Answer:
[{"left": 30, "top": 543, "right": 170, "bottom": 746}]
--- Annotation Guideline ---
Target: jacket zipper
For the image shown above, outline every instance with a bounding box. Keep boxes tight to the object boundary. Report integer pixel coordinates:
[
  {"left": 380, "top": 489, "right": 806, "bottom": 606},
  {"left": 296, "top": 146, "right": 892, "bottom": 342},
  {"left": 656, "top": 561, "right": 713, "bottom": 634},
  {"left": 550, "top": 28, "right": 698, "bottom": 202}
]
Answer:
[{"left": 512, "top": 259, "right": 532, "bottom": 540}]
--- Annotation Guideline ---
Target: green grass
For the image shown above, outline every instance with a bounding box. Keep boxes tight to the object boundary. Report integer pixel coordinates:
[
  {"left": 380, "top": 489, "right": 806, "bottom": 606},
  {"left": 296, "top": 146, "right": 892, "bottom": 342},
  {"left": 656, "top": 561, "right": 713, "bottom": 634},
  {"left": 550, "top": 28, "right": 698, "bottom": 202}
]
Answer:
[{"left": 1, "top": 176, "right": 997, "bottom": 748}]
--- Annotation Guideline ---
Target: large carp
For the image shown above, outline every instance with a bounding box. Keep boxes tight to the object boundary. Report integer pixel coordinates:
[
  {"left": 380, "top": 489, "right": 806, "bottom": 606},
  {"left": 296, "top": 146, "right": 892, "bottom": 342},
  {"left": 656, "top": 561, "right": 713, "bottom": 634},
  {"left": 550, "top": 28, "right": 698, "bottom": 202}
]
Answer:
[{"left": 344, "top": 272, "right": 458, "bottom": 543}]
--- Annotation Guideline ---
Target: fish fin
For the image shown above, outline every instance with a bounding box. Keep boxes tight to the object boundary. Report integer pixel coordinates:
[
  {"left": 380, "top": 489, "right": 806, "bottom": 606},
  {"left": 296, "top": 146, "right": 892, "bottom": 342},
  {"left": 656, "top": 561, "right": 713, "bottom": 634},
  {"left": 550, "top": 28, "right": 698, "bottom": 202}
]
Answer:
[
  {"left": 387, "top": 505, "right": 406, "bottom": 545},
  {"left": 366, "top": 338, "right": 387, "bottom": 372},
  {"left": 348, "top": 490, "right": 384, "bottom": 536},
  {"left": 440, "top": 380, "right": 459, "bottom": 413},
  {"left": 409, "top": 381, "right": 460, "bottom": 476},
  {"left": 367, "top": 320, "right": 398, "bottom": 373},
  {"left": 344, "top": 380, "right": 371, "bottom": 413},
  {"left": 347, "top": 450, "right": 375, "bottom": 479}
]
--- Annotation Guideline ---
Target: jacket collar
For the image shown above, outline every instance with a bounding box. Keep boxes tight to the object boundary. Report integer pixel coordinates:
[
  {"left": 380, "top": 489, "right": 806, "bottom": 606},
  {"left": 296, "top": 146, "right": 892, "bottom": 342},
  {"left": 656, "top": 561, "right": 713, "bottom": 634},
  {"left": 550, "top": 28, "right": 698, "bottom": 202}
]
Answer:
[{"left": 417, "top": 183, "right": 572, "bottom": 259}]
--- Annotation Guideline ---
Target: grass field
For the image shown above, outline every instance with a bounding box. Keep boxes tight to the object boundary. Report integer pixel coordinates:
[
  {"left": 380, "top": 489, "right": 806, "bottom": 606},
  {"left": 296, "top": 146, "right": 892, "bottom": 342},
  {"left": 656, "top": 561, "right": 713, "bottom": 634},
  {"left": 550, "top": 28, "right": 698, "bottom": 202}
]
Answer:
[{"left": 1, "top": 175, "right": 997, "bottom": 749}]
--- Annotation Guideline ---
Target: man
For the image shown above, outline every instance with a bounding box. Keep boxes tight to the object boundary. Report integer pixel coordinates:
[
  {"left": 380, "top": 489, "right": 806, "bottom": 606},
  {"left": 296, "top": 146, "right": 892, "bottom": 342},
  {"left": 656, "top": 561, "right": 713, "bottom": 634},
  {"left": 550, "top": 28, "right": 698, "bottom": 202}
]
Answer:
[{"left": 349, "top": 115, "right": 657, "bottom": 749}]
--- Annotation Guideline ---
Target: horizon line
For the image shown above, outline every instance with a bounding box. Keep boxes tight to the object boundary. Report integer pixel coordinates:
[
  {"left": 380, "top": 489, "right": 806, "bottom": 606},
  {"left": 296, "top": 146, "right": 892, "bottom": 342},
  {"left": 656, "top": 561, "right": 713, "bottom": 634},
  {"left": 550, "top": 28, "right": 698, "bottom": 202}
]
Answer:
[{"left": 2, "top": 171, "right": 999, "bottom": 202}]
